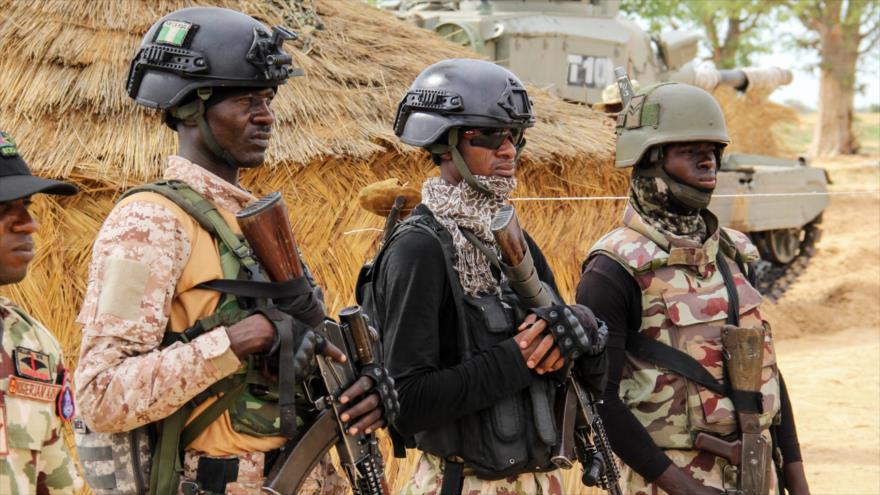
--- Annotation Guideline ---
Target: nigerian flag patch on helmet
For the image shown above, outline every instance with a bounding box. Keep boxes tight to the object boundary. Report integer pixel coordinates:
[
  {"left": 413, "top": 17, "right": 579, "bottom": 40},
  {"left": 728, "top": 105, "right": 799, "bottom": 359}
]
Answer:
[
  {"left": 0, "top": 131, "right": 18, "bottom": 157},
  {"left": 155, "top": 20, "right": 192, "bottom": 47}
]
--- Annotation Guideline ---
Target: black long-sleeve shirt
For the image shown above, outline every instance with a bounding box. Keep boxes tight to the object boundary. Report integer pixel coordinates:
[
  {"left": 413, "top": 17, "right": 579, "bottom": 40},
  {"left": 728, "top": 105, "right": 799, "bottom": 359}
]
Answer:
[
  {"left": 576, "top": 254, "right": 802, "bottom": 482},
  {"left": 377, "top": 220, "right": 557, "bottom": 437}
]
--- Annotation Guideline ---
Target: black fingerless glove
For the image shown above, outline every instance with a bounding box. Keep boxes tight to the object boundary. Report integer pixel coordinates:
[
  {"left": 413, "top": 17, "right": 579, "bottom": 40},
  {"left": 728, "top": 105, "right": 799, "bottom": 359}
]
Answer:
[
  {"left": 530, "top": 304, "right": 608, "bottom": 361},
  {"left": 359, "top": 363, "right": 400, "bottom": 425}
]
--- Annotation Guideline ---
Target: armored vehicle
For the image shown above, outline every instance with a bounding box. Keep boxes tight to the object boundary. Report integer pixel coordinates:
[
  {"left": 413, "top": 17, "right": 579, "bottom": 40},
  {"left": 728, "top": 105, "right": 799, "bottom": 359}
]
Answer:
[{"left": 379, "top": 0, "right": 828, "bottom": 299}]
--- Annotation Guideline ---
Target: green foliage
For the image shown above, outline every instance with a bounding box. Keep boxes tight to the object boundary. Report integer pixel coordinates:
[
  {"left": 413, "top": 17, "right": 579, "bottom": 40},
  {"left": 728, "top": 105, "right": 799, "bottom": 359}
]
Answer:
[{"left": 619, "top": 0, "right": 781, "bottom": 69}]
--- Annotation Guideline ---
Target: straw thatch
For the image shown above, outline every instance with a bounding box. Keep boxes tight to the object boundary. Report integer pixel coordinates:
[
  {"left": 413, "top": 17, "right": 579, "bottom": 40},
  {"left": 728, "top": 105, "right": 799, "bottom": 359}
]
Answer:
[
  {"left": 713, "top": 85, "right": 800, "bottom": 157},
  {"left": 0, "top": 0, "right": 621, "bottom": 492}
]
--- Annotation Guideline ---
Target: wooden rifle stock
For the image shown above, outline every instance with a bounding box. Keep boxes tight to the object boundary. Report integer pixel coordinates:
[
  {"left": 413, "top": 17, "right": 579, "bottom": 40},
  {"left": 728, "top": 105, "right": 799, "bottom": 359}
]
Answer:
[
  {"left": 236, "top": 192, "right": 306, "bottom": 282},
  {"left": 722, "top": 325, "right": 771, "bottom": 495}
]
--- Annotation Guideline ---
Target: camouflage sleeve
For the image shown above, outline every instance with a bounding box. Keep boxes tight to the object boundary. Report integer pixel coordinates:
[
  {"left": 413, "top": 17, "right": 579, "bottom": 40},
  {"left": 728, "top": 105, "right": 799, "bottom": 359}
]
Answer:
[{"left": 74, "top": 200, "right": 241, "bottom": 433}]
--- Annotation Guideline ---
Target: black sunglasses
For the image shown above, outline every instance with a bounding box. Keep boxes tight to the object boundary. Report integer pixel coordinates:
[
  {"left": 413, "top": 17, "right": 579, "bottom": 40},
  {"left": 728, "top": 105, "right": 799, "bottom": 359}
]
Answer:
[{"left": 462, "top": 127, "right": 525, "bottom": 150}]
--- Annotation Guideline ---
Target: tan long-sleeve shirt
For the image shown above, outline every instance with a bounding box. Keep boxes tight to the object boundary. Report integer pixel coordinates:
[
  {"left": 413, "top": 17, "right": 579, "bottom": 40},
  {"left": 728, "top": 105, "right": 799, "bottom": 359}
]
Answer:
[{"left": 75, "top": 156, "right": 285, "bottom": 455}]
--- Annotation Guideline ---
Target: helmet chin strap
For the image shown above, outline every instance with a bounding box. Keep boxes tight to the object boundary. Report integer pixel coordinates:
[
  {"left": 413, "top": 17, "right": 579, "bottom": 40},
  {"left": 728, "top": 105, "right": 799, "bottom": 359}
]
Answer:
[
  {"left": 428, "top": 128, "right": 492, "bottom": 196},
  {"left": 636, "top": 149, "right": 714, "bottom": 210},
  {"left": 170, "top": 88, "right": 242, "bottom": 169}
]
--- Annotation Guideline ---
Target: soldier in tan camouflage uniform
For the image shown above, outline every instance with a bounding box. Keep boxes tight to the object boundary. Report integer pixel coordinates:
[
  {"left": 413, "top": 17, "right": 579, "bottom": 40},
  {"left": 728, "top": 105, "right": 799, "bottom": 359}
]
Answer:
[
  {"left": 577, "top": 83, "right": 810, "bottom": 494},
  {"left": 74, "top": 7, "right": 391, "bottom": 495},
  {"left": 0, "top": 130, "right": 82, "bottom": 493}
]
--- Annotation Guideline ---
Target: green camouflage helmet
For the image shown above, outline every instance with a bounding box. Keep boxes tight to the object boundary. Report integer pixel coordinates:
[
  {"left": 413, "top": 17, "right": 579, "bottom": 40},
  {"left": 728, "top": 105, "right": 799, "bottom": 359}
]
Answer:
[{"left": 615, "top": 82, "right": 730, "bottom": 168}]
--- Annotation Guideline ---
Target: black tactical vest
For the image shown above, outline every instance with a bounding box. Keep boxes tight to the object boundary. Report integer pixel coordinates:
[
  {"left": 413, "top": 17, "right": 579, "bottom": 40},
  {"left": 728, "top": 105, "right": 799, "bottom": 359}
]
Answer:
[{"left": 362, "top": 206, "right": 560, "bottom": 478}]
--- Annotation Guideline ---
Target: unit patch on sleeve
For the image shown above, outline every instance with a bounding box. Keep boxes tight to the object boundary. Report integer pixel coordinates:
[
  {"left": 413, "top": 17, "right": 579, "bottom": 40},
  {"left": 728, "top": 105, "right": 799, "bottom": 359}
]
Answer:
[
  {"left": 8, "top": 376, "right": 61, "bottom": 402},
  {"left": 13, "top": 346, "right": 53, "bottom": 382},
  {"left": 57, "top": 369, "right": 75, "bottom": 421}
]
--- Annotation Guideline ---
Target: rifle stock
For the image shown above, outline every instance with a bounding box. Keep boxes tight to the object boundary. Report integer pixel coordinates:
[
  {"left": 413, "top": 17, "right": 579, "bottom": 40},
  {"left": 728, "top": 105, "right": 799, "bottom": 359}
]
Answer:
[
  {"left": 490, "top": 205, "right": 621, "bottom": 495},
  {"left": 237, "top": 192, "right": 305, "bottom": 281},
  {"left": 722, "top": 325, "right": 771, "bottom": 495}
]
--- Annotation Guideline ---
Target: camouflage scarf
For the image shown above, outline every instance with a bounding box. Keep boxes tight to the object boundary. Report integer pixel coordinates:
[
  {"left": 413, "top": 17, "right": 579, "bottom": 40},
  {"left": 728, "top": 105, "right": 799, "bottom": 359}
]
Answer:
[
  {"left": 422, "top": 175, "right": 516, "bottom": 297},
  {"left": 629, "top": 175, "right": 707, "bottom": 242}
]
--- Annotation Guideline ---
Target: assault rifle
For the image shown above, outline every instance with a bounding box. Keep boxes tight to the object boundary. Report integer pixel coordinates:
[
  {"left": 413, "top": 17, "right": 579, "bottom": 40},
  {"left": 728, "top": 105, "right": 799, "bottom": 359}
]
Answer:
[
  {"left": 237, "top": 192, "right": 389, "bottom": 495},
  {"left": 490, "top": 205, "right": 622, "bottom": 495}
]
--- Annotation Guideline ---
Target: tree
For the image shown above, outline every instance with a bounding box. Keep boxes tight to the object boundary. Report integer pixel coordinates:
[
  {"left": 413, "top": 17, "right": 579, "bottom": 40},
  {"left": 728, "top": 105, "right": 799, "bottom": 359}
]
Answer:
[
  {"left": 788, "top": 0, "right": 880, "bottom": 157},
  {"left": 619, "top": 0, "right": 779, "bottom": 69}
]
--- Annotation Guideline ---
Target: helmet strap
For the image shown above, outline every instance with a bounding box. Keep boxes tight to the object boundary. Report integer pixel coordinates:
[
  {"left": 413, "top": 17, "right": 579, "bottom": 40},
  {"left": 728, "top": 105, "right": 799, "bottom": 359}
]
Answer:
[
  {"left": 429, "top": 129, "right": 492, "bottom": 196},
  {"left": 636, "top": 149, "right": 713, "bottom": 210},
  {"left": 171, "top": 88, "right": 242, "bottom": 169}
]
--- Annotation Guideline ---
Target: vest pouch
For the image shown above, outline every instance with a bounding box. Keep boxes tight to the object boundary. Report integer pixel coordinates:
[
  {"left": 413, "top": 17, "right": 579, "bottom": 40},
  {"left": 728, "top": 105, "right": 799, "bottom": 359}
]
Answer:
[
  {"left": 463, "top": 294, "right": 515, "bottom": 348},
  {"left": 74, "top": 420, "right": 152, "bottom": 494},
  {"left": 462, "top": 294, "right": 524, "bottom": 441}
]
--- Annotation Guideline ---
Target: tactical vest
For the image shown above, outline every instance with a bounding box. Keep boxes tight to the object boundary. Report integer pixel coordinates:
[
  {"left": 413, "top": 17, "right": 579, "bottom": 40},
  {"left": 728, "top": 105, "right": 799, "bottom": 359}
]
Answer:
[
  {"left": 361, "top": 205, "right": 560, "bottom": 478},
  {"left": 76, "top": 181, "right": 299, "bottom": 495},
  {"left": 588, "top": 206, "right": 780, "bottom": 450}
]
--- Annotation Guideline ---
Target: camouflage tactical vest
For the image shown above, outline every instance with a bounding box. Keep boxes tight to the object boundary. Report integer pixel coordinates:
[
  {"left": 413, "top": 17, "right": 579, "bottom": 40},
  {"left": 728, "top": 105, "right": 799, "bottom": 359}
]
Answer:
[{"left": 589, "top": 205, "right": 780, "bottom": 449}]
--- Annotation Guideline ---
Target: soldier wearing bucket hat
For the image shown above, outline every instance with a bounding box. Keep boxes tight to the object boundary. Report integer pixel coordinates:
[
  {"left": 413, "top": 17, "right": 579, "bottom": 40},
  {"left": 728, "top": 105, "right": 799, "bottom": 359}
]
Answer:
[
  {"left": 577, "top": 82, "right": 810, "bottom": 494},
  {"left": 0, "top": 130, "right": 81, "bottom": 494}
]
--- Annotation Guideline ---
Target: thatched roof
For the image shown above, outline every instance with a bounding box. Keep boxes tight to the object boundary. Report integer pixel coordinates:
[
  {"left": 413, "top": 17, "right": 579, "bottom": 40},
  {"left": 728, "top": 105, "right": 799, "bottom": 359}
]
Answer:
[{"left": 0, "top": 0, "right": 614, "bottom": 183}]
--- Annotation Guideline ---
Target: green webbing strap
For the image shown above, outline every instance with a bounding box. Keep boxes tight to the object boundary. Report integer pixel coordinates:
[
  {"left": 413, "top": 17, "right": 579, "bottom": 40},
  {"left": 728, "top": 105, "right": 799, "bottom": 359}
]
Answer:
[
  {"left": 179, "top": 372, "right": 249, "bottom": 449},
  {"left": 150, "top": 406, "right": 189, "bottom": 495},
  {"left": 121, "top": 180, "right": 260, "bottom": 273},
  {"left": 429, "top": 129, "right": 492, "bottom": 196},
  {"left": 171, "top": 87, "right": 242, "bottom": 169}
]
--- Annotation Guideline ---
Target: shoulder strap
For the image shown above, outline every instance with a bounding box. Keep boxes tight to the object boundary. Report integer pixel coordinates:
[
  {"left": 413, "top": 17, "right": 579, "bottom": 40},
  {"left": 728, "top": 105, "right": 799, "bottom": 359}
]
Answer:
[
  {"left": 460, "top": 228, "right": 502, "bottom": 271},
  {"left": 122, "top": 181, "right": 259, "bottom": 277},
  {"left": 719, "top": 229, "right": 750, "bottom": 281}
]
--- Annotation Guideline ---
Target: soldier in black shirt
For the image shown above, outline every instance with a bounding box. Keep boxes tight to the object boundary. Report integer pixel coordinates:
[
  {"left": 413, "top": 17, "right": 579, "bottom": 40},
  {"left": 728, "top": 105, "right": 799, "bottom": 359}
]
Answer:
[{"left": 371, "top": 59, "right": 608, "bottom": 494}]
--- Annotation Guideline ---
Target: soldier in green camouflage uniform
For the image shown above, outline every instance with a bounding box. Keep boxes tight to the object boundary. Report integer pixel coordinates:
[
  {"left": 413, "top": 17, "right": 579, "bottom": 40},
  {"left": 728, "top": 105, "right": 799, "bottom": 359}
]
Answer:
[
  {"left": 0, "top": 130, "right": 82, "bottom": 493},
  {"left": 577, "top": 83, "right": 810, "bottom": 494}
]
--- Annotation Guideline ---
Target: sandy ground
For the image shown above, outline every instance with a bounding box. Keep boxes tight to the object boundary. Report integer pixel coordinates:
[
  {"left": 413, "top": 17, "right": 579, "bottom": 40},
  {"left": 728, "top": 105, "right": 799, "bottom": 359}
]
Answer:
[{"left": 761, "top": 153, "right": 880, "bottom": 494}]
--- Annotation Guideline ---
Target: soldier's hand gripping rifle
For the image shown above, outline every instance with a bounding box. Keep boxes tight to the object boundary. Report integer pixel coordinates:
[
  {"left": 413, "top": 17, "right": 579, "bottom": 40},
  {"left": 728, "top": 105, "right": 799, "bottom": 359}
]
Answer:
[
  {"left": 236, "top": 192, "right": 391, "bottom": 495},
  {"left": 490, "top": 205, "right": 621, "bottom": 495}
]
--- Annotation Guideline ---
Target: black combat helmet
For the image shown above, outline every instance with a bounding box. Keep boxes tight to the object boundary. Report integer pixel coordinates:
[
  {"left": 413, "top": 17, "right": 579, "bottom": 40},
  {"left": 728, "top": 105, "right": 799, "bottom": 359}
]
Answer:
[
  {"left": 393, "top": 59, "right": 535, "bottom": 195},
  {"left": 126, "top": 7, "right": 303, "bottom": 166},
  {"left": 127, "top": 6, "right": 302, "bottom": 109}
]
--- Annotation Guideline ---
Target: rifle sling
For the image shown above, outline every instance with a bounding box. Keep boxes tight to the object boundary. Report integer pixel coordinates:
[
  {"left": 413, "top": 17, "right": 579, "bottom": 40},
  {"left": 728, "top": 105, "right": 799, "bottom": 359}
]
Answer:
[
  {"left": 266, "top": 410, "right": 340, "bottom": 493},
  {"left": 197, "top": 277, "right": 313, "bottom": 299}
]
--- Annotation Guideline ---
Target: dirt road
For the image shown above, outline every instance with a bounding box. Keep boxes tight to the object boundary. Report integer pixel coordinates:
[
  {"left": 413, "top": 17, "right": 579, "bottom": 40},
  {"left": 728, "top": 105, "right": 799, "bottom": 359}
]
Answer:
[{"left": 763, "top": 154, "right": 880, "bottom": 494}]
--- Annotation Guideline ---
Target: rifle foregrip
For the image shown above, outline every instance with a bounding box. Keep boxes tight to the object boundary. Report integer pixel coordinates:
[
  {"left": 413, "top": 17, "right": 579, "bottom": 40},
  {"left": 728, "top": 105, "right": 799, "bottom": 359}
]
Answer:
[{"left": 340, "top": 305, "right": 375, "bottom": 366}]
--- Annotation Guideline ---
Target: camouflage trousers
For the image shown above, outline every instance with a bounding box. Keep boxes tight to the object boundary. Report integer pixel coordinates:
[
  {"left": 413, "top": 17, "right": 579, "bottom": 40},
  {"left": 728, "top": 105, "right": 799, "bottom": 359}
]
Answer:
[
  {"left": 180, "top": 450, "right": 347, "bottom": 494},
  {"left": 400, "top": 452, "right": 564, "bottom": 495},
  {"left": 622, "top": 443, "right": 778, "bottom": 495}
]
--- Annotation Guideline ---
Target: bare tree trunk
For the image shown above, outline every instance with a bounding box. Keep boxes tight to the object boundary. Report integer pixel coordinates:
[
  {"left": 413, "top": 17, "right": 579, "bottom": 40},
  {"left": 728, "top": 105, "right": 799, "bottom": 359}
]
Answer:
[
  {"left": 804, "top": 0, "right": 874, "bottom": 158},
  {"left": 811, "top": 48, "right": 859, "bottom": 157}
]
